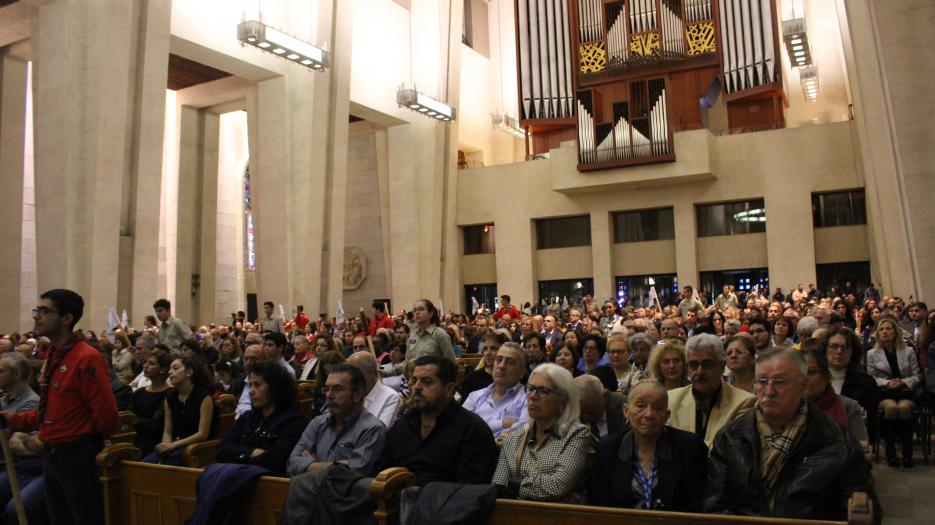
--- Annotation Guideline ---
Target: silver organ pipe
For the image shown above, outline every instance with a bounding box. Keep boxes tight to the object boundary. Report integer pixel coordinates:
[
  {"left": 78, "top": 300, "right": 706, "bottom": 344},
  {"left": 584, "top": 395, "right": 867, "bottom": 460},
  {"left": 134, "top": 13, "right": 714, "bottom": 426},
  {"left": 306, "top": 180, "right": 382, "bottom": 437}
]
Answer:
[
  {"left": 660, "top": 0, "right": 684, "bottom": 54},
  {"left": 578, "top": 0, "right": 602, "bottom": 42},
  {"left": 517, "top": 0, "right": 574, "bottom": 119},
  {"left": 537, "top": 0, "right": 551, "bottom": 117},
  {"left": 596, "top": 124, "right": 614, "bottom": 162},
  {"left": 518, "top": 0, "right": 532, "bottom": 119},
  {"left": 576, "top": 91, "right": 595, "bottom": 164},
  {"left": 684, "top": 0, "right": 712, "bottom": 23},
  {"left": 606, "top": 3, "right": 628, "bottom": 65},
  {"left": 719, "top": 0, "right": 778, "bottom": 94}
]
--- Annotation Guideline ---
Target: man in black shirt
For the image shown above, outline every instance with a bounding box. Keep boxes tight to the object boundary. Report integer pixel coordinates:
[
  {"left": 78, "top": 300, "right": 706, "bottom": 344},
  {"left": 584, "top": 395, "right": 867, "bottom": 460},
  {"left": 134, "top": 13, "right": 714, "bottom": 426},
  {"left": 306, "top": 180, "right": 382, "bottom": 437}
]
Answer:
[{"left": 374, "top": 355, "right": 496, "bottom": 484}]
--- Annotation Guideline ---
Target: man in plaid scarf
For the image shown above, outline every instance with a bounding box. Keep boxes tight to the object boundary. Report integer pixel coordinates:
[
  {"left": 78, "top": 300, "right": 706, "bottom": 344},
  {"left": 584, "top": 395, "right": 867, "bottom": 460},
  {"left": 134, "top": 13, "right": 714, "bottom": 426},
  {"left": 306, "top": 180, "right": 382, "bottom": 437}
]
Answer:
[{"left": 703, "top": 348, "right": 880, "bottom": 523}]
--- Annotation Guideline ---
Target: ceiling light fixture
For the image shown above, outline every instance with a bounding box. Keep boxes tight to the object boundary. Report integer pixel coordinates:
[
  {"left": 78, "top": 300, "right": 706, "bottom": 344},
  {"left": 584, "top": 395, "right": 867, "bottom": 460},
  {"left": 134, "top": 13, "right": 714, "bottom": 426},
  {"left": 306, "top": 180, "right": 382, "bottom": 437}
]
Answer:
[
  {"left": 491, "top": 114, "right": 527, "bottom": 138},
  {"left": 237, "top": 19, "right": 329, "bottom": 71},
  {"left": 396, "top": 84, "right": 455, "bottom": 122},
  {"left": 799, "top": 65, "right": 820, "bottom": 102},
  {"left": 781, "top": 17, "right": 812, "bottom": 68}
]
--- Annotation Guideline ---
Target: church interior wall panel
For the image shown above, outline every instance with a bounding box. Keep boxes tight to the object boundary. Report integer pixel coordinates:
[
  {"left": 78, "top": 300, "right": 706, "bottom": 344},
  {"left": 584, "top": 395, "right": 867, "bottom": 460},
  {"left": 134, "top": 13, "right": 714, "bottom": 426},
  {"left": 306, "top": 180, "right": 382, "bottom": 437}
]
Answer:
[
  {"left": 813, "top": 225, "right": 870, "bottom": 265},
  {"left": 463, "top": 253, "right": 498, "bottom": 284},
  {"left": 612, "top": 240, "right": 677, "bottom": 276},
  {"left": 697, "top": 233, "right": 768, "bottom": 271},
  {"left": 535, "top": 246, "right": 593, "bottom": 281}
]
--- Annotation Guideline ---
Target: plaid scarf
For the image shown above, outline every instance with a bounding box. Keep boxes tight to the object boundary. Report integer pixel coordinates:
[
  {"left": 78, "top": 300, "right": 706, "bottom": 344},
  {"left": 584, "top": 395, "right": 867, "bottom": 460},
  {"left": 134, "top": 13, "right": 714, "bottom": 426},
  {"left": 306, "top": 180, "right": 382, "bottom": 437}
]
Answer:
[{"left": 756, "top": 400, "right": 808, "bottom": 501}]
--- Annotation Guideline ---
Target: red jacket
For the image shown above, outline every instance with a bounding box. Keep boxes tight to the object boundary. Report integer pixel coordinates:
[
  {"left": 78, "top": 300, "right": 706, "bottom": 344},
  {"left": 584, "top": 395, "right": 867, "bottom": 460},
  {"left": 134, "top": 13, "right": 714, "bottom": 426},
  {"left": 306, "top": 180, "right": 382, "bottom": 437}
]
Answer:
[
  {"left": 368, "top": 314, "right": 394, "bottom": 337},
  {"left": 493, "top": 305, "right": 521, "bottom": 320},
  {"left": 10, "top": 336, "right": 118, "bottom": 444}
]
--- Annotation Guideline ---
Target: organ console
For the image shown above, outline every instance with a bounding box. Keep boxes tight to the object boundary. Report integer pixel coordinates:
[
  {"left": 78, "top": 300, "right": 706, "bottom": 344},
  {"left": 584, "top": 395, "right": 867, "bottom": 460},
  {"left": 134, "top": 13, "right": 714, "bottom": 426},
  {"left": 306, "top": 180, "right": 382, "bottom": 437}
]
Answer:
[{"left": 514, "top": 0, "right": 785, "bottom": 171}]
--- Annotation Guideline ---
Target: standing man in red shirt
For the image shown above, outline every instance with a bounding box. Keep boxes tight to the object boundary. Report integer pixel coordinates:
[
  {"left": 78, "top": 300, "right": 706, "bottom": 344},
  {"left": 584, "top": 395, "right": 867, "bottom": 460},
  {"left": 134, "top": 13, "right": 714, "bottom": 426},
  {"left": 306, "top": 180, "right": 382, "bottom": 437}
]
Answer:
[
  {"left": 293, "top": 305, "right": 310, "bottom": 334},
  {"left": 2, "top": 289, "right": 118, "bottom": 525},
  {"left": 493, "top": 295, "right": 521, "bottom": 325},
  {"left": 367, "top": 301, "right": 394, "bottom": 337}
]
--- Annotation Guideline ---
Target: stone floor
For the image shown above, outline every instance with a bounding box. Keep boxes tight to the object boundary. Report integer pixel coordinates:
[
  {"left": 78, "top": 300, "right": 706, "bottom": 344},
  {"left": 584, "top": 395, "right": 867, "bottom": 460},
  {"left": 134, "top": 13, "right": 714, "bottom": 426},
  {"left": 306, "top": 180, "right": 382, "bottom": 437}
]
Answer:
[{"left": 874, "top": 445, "right": 935, "bottom": 524}]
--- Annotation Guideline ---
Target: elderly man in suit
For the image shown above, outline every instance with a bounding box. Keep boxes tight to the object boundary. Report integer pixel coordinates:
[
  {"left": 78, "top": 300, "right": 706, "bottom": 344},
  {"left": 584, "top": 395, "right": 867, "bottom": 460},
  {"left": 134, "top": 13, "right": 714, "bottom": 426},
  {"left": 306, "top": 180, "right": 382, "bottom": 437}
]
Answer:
[
  {"left": 667, "top": 333, "right": 755, "bottom": 448},
  {"left": 576, "top": 374, "right": 626, "bottom": 443}
]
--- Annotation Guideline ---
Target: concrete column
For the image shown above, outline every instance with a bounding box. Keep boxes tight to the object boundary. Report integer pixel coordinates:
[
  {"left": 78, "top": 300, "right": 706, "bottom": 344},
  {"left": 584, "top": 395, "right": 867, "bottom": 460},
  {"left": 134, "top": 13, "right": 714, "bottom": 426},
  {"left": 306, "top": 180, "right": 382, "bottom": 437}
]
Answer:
[
  {"left": 673, "top": 202, "right": 699, "bottom": 290},
  {"left": 494, "top": 215, "right": 537, "bottom": 306},
  {"left": 198, "top": 113, "right": 220, "bottom": 325},
  {"left": 129, "top": 0, "right": 171, "bottom": 326},
  {"left": 0, "top": 54, "right": 27, "bottom": 333},
  {"left": 590, "top": 211, "right": 614, "bottom": 301},
  {"left": 32, "top": 0, "right": 169, "bottom": 329},
  {"left": 840, "top": 0, "right": 934, "bottom": 301},
  {"left": 175, "top": 106, "right": 204, "bottom": 323},
  {"left": 765, "top": 193, "right": 816, "bottom": 293}
]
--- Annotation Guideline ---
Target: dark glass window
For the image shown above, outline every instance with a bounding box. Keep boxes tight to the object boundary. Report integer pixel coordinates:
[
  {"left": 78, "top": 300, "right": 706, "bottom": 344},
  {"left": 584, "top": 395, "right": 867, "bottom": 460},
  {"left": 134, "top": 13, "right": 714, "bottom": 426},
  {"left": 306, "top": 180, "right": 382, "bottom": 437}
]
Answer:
[
  {"left": 615, "top": 274, "right": 678, "bottom": 307},
  {"left": 812, "top": 190, "right": 867, "bottom": 228},
  {"left": 696, "top": 199, "right": 766, "bottom": 237},
  {"left": 463, "top": 224, "right": 495, "bottom": 254},
  {"left": 613, "top": 208, "right": 675, "bottom": 243},
  {"left": 536, "top": 216, "right": 591, "bottom": 249},
  {"left": 816, "top": 262, "right": 871, "bottom": 297},
  {"left": 538, "top": 278, "right": 594, "bottom": 306},
  {"left": 699, "top": 268, "right": 769, "bottom": 299}
]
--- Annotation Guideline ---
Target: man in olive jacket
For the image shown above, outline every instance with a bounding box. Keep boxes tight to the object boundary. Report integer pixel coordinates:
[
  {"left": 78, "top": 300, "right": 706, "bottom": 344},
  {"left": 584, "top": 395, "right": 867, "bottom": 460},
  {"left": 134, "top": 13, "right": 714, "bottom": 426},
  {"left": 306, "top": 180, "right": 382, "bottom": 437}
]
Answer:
[{"left": 704, "top": 348, "right": 880, "bottom": 523}]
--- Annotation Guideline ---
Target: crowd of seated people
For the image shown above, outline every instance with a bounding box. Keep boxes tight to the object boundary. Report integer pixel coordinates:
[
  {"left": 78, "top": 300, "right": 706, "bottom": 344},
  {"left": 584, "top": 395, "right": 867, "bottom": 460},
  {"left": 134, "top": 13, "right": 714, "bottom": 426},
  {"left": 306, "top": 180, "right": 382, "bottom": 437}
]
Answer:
[{"left": 3, "top": 283, "right": 933, "bottom": 523}]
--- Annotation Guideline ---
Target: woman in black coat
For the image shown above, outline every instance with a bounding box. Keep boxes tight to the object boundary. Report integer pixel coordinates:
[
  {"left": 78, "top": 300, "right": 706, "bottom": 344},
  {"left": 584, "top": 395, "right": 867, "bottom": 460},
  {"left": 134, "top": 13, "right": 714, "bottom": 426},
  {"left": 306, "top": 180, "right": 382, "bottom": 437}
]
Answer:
[
  {"left": 217, "top": 361, "right": 306, "bottom": 476},
  {"left": 590, "top": 380, "right": 708, "bottom": 511}
]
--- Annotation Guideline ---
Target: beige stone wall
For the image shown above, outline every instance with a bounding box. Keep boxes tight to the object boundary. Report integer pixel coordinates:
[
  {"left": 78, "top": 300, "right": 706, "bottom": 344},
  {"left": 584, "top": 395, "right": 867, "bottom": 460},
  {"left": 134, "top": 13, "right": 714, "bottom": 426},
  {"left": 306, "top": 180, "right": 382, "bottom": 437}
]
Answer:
[
  {"left": 463, "top": 253, "right": 497, "bottom": 284},
  {"left": 457, "top": 122, "right": 865, "bottom": 303},
  {"left": 343, "top": 132, "right": 389, "bottom": 312},
  {"left": 613, "top": 241, "right": 677, "bottom": 276},
  {"left": 814, "top": 225, "right": 871, "bottom": 265}
]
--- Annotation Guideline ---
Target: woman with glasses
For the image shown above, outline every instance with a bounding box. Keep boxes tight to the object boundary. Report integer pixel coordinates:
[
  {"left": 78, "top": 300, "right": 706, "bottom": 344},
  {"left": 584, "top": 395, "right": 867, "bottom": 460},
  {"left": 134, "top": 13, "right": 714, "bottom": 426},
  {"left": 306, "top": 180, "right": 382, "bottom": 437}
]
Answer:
[
  {"left": 818, "top": 326, "right": 879, "bottom": 454},
  {"left": 647, "top": 340, "right": 688, "bottom": 391},
  {"left": 218, "top": 361, "right": 306, "bottom": 476},
  {"left": 866, "top": 316, "right": 922, "bottom": 467},
  {"left": 578, "top": 334, "right": 609, "bottom": 374},
  {"left": 607, "top": 334, "right": 634, "bottom": 393},
  {"left": 591, "top": 380, "right": 707, "bottom": 511},
  {"left": 800, "top": 344, "right": 869, "bottom": 451},
  {"left": 553, "top": 342, "right": 582, "bottom": 378},
  {"left": 723, "top": 336, "right": 756, "bottom": 393},
  {"left": 492, "top": 364, "right": 591, "bottom": 502}
]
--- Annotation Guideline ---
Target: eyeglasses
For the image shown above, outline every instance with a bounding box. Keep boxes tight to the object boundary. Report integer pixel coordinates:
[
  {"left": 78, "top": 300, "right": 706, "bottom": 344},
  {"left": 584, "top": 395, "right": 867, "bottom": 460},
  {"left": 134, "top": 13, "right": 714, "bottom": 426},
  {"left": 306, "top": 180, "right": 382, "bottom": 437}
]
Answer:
[
  {"left": 687, "top": 360, "right": 718, "bottom": 370},
  {"left": 827, "top": 343, "right": 849, "bottom": 352},
  {"left": 32, "top": 307, "right": 59, "bottom": 317},
  {"left": 321, "top": 385, "right": 351, "bottom": 394},
  {"left": 607, "top": 350, "right": 627, "bottom": 355},
  {"left": 755, "top": 377, "right": 794, "bottom": 389},
  {"left": 748, "top": 328, "right": 768, "bottom": 335},
  {"left": 527, "top": 385, "right": 558, "bottom": 398},
  {"left": 412, "top": 307, "right": 428, "bottom": 312},
  {"left": 725, "top": 349, "right": 749, "bottom": 356}
]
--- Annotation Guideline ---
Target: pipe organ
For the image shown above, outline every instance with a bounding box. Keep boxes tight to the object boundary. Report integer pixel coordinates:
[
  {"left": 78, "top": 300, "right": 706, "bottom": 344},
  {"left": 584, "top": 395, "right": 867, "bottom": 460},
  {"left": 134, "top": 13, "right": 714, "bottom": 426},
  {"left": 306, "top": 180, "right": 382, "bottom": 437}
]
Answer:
[{"left": 514, "top": 0, "right": 784, "bottom": 171}]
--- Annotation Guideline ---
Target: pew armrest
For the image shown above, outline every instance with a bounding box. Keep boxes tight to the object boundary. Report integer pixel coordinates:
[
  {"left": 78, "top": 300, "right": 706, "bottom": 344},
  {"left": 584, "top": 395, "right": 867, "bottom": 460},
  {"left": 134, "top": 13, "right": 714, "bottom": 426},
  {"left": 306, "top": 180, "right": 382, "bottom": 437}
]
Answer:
[
  {"left": 184, "top": 439, "right": 222, "bottom": 468},
  {"left": 369, "top": 467, "right": 416, "bottom": 525},
  {"left": 847, "top": 492, "right": 873, "bottom": 525},
  {"left": 110, "top": 411, "right": 139, "bottom": 444},
  {"left": 96, "top": 443, "right": 143, "bottom": 478}
]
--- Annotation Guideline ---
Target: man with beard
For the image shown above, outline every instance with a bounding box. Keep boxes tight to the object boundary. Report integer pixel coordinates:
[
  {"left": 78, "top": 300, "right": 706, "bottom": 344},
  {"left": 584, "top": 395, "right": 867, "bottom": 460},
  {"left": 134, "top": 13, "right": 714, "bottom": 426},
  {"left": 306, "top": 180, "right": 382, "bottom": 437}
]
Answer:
[
  {"left": 286, "top": 364, "right": 385, "bottom": 476},
  {"left": 374, "top": 355, "right": 496, "bottom": 484}
]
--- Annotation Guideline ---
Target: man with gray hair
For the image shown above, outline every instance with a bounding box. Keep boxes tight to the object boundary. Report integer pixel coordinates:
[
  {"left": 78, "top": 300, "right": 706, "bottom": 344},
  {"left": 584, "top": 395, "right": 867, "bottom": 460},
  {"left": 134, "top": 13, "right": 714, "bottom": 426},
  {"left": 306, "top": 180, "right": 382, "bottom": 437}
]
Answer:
[
  {"left": 795, "top": 316, "right": 819, "bottom": 344},
  {"left": 667, "top": 333, "right": 756, "bottom": 448},
  {"left": 463, "top": 342, "right": 528, "bottom": 439},
  {"left": 347, "top": 351, "right": 401, "bottom": 428},
  {"left": 0, "top": 352, "right": 45, "bottom": 523},
  {"left": 129, "top": 332, "right": 159, "bottom": 390},
  {"left": 575, "top": 374, "right": 625, "bottom": 441},
  {"left": 704, "top": 348, "right": 877, "bottom": 521}
]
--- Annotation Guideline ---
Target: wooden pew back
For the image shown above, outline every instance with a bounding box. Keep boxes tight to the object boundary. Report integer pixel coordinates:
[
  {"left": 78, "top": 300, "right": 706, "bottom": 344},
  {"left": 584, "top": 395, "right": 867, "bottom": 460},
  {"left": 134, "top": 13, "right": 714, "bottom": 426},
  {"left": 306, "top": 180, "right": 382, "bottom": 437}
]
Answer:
[
  {"left": 111, "top": 411, "right": 139, "bottom": 445},
  {"left": 486, "top": 495, "right": 872, "bottom": 525},
  {"left": 97, "top": 444, "right": 415, "bottom": 525}
]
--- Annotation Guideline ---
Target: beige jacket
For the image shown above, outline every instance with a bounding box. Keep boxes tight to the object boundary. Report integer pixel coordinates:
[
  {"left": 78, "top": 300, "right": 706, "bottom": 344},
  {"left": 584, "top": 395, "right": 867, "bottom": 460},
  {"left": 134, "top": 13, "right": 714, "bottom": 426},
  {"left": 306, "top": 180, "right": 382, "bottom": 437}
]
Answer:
[{"left": 667, "top": 381, "right": 756, "bottom": 449}]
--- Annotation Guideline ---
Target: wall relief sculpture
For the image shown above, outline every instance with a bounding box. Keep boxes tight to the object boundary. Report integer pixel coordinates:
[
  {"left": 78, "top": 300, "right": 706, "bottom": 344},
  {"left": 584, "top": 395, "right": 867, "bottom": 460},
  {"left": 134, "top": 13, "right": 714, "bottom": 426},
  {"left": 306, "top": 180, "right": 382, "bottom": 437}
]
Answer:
[{"left": 343, "top": 247, "right": 367, "bottom": 290}]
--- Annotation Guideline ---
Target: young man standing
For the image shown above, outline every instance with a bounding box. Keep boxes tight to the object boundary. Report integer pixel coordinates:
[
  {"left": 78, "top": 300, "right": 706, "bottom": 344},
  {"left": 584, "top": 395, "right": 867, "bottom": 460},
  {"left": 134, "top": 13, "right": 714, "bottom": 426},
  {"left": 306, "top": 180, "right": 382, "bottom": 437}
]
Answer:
[{"left": 3, "top": 289, "right": 118, "bottom": 525}]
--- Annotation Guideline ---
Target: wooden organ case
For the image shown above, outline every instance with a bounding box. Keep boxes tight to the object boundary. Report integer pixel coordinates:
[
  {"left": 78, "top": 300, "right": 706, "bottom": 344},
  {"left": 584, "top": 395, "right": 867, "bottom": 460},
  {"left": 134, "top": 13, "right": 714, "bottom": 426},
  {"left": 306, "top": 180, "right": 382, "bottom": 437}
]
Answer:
[{"left": 514, "top": 0, "right": 785, "bottom": 172}]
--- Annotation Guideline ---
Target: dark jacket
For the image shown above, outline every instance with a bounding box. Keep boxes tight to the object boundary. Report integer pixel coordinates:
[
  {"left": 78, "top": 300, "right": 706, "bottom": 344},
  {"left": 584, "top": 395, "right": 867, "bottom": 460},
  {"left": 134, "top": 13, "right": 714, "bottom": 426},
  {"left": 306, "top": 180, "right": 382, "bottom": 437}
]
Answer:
[
  {"left": 703, "top": 402, "right": 877, "bottom": 522},
  {"left": 591, "top": 426, "right": 707, "bottom": 511},
  {"left": 282, "top": 463, "right": 375, "bottom": 525},
  {"left": 399, "top": 482, "right": 498, "bottom": 525},
  {"left": 217, "top": 406, "right": 307, "bottom": 477},
  {"left": 187, "top": 463, "right": 270, "bottom": 525},
  {"left": 842, "top": 372, "right": 879, "bottom": 440}
]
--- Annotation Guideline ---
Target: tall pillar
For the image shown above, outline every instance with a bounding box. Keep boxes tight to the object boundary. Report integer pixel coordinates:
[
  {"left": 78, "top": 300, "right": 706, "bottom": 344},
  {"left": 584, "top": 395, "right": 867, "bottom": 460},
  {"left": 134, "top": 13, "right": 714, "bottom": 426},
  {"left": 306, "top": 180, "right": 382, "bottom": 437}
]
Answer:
[
  {"left": 0, "top": 53, "right": 27, "bottom": 333},
  {"left": 673, "top": 202, "right": 699, "bottom": 290},
  {"left": 590, "top": 211, "right": 614, "bottom": 301},
  {"left": 840, "top": 0, "right": 934, "bottom": 301},
  {"left": 175, "top": 106, "right": 204, "bottom": 323},
  {"left": 32, "top": 0, "right": 169, "bottom": 329},
  {"left": 493, "top": 213, "right": 536, "bottom": 307},
  {"left": 765, "top": 193, "right": 816, "bottom": 293}
]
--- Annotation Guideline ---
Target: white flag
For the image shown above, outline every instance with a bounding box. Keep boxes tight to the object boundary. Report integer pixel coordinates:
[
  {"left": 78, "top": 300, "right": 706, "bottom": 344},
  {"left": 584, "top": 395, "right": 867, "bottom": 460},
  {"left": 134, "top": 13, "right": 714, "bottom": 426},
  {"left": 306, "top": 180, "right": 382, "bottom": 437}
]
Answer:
[
  {"left": 278, "top": 304, "right": 285, "bottom": 320},
  {"left": 494, "top": 297, "right": 500, "bottom": 309},
  {"left": 691, "top": 287, "right": 701, "bottom": 304},
  {"left": 437, "top": 298, "right": 445, "bottom": 320},
  {"left": 562, "top": 296, "right": 569, "bottom": 312},
  {"left": 336, "top": 301, "right": 346, "bottom": 325},
  {"left": 121, "top": 309, "right": 129, "bottom": 329},
  {"left": 648, "top": 286, "right": 662, "bottom": 311},
  {"left": 106, "top": 308, "right": 121, "bottom": 343},
  {"left": 471, "top": 296, "right": 480, "bottom": 315}
]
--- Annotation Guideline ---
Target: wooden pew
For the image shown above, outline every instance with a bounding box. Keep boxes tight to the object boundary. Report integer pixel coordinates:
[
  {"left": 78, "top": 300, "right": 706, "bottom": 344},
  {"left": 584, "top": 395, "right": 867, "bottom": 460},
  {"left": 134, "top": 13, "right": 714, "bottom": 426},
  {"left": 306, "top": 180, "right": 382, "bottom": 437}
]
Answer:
[
  {"left": 110, "top": 411, "right": 139, "bottom": 445},
  {"left": 485, "top": 493, "right": 873, "bottom": 525},
  {"left": 297, "top": 381, "right": 317, "bottom": 421},
  {"left": 97, "top": 443, "right": 415, "bottom": 525},
  {"left": 214, "top": 394, "right": 237, "bottom": 438}
]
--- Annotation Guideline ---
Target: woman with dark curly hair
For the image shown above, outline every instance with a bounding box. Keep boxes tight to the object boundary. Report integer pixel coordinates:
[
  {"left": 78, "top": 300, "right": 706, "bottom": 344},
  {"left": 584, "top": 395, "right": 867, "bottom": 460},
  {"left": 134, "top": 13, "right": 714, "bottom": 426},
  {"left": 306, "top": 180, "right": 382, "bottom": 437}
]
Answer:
[{"left": 217, "top": 361, "right": 306, "bottom": 476}]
